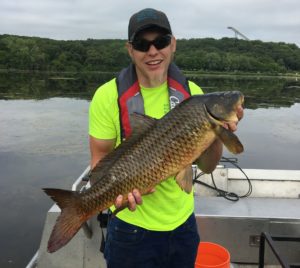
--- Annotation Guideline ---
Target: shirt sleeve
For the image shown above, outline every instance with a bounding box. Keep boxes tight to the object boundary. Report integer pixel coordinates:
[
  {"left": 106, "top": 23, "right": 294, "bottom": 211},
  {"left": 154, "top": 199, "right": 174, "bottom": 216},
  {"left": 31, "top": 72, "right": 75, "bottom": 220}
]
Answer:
[
  {"left": 89, "top": 79, "right": 118, "bottom": 140},
  {"left": 188, "top": 80, "right": 204, "bottom": 95}
]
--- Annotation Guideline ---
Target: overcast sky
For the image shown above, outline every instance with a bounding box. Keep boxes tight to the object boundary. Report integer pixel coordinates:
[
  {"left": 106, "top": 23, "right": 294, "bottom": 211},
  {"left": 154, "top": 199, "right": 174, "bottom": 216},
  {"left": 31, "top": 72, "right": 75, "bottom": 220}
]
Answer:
[{"left": 1, "top": 0, "right": 300, "bottom": 46}]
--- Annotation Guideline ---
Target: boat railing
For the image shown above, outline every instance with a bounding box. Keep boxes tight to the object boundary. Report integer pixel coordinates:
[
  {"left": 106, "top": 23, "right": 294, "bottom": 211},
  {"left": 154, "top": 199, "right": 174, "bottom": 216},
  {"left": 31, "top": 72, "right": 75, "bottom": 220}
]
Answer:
[
  {"left": 259, "top": 232, "right": 300, "bottom": 268},
  {"left": 72, "top": 165, "right": 91, "bottom": 191}
]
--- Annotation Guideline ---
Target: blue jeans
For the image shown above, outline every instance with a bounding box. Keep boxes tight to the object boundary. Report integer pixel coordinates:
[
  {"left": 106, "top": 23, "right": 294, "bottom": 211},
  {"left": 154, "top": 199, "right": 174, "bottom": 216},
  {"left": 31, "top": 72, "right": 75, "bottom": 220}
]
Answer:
[{"left": 104, "top": 213, "right": 200, "bottom": 268}]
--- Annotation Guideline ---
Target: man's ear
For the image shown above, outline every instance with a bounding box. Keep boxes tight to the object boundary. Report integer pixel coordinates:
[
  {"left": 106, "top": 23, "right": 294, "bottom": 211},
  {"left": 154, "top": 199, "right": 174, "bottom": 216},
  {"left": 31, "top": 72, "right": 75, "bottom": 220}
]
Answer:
[
  {"left": 126, "top": 42, "right": 133, "bottom": 58},
  {"left": 171, "top": 36, "right": 176, "bottom": 53}
]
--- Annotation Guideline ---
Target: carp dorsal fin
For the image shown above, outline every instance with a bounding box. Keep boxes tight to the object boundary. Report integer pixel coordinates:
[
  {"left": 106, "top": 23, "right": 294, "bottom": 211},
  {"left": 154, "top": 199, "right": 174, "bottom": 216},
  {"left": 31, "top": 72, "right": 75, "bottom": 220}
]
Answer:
[
  {"left": 175, "top": 166, "right": 193, "bottom": 193},
  {"left": 90, "top": 114, "right": 157, "bottom": 185},
  {"left": 130, "top": 113, "right": 157, "bottom": 135},
  {"left": 215, "top": 126, "right": 244, "bottom": 154}
]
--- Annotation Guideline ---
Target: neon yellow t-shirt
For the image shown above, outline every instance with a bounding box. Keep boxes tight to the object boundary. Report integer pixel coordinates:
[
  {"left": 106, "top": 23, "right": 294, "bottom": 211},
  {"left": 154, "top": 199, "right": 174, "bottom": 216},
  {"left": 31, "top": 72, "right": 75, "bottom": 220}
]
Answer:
[{"left": 89, "top": 78, "right": 203, "bottom": 231}]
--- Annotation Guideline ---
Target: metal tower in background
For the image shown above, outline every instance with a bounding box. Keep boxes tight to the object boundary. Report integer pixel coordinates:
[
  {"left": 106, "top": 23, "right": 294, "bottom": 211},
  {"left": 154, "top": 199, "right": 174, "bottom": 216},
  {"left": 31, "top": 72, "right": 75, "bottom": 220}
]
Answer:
[{"left": 227, "top": 26, "right": 249, "bottom": 40}]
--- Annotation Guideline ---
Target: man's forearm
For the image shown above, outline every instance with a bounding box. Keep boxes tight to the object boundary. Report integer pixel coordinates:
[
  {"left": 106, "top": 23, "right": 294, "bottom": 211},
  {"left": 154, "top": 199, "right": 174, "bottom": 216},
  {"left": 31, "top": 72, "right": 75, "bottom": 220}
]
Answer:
[{"left": 89, "top": 136, "right": 116, "bottom": 184}]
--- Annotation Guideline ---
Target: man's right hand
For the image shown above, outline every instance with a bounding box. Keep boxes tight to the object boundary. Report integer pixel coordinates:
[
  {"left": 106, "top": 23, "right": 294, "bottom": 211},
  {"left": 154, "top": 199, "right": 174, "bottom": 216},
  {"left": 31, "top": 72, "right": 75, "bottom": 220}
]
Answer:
[{"left": 115, "top": 188, "right": 155, "bottom": 212}]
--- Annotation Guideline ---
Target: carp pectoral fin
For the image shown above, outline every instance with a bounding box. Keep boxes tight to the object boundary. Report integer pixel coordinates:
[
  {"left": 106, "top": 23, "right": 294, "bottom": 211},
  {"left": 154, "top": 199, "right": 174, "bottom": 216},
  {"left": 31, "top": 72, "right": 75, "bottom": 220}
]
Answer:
[
  {"left": 216, "top": 126, "right": 244, "bottom": 154},
  {"left": 175, "top": 166, "right": 193, "bottom": 193}
]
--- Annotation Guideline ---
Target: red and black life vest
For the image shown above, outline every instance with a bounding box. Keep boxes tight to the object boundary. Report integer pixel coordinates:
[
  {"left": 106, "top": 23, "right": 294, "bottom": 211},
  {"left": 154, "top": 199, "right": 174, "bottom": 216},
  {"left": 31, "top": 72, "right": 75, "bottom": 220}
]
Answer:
[{"left": 116, "top": 63, "right": 191, "bottom": 140}]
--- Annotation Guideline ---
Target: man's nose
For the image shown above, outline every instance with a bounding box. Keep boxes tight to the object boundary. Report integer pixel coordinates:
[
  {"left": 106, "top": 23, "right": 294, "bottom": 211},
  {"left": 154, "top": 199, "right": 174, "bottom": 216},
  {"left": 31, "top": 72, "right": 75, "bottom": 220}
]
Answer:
[{"left": 147, "top": 44, "right": 159, "bottom": 55}]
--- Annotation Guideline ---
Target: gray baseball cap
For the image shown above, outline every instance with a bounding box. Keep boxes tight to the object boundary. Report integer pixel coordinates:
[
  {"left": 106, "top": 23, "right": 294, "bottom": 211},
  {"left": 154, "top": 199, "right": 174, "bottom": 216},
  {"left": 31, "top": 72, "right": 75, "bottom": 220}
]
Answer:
[{"left": 128, "top": 8, "right": 172, "bottom": 41}]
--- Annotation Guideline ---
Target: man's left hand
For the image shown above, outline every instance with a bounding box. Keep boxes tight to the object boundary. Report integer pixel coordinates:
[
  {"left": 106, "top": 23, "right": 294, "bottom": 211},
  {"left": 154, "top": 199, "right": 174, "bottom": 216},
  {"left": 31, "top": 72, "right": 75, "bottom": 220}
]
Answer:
[{"left": 224, "top": 105, "right": 244, "bottom": 132}]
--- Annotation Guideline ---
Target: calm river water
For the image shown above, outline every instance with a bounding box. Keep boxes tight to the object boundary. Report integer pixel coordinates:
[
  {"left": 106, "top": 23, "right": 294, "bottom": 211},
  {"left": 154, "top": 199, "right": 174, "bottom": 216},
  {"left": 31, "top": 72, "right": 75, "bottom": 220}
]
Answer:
[{"left": 0, "top": 72, "right": 300, "bottom": 267}]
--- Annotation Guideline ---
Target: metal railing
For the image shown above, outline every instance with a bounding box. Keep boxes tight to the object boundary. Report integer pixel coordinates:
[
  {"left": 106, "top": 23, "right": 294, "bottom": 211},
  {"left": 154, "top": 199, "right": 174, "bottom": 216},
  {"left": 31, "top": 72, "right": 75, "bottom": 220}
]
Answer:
[{"left": 259, "top": 232, "right": 300, "bottom": 268}]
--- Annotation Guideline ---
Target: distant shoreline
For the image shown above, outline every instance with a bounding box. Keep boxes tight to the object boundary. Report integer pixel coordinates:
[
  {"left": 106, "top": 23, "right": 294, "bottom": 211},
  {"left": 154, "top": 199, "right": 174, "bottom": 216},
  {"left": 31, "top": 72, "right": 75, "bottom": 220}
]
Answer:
[
  {"left": 1, "top": 35, "right": 300, "bottom": 74},
  {"left": 1, "top": 68, "right": 299, "bottom": 80}
]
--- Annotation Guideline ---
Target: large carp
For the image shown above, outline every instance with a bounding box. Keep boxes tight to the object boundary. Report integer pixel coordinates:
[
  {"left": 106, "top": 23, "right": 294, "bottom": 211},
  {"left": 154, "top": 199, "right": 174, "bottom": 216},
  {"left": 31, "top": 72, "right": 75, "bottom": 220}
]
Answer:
[{"left": 43, "top": 91, "right": 244, "bottom": 253}]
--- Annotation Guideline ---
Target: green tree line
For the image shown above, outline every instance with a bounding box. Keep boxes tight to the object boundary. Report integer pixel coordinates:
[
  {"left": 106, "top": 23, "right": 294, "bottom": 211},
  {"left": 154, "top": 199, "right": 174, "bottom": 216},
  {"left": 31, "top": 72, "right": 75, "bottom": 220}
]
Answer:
[{"left": 1, "top": 34, "right": 300, "bottom": 73}]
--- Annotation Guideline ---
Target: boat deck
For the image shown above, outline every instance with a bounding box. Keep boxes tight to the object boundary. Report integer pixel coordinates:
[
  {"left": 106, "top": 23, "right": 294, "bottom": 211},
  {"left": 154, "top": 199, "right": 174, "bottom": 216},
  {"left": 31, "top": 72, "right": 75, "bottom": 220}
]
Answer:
[
  {"left": 195, "top": 196, "right": 300, "bottom": 265},
  {"left": 27, "top": 166, "right": 300, "bottom": 267}
]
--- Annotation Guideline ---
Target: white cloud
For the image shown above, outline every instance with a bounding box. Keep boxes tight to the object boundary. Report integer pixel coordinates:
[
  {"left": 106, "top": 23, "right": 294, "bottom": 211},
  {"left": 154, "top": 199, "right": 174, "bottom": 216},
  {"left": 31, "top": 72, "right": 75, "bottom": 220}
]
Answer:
[{"left": 0, "top": 0, "right": 299, "bottom": 46}]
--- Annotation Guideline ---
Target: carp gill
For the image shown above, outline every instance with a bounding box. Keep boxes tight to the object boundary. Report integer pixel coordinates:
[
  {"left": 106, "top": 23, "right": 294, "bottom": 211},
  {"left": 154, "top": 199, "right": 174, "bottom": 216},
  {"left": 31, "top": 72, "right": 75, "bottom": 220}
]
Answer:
[{"left": 43, "top": 91, "right": 244, "bottom": 253}]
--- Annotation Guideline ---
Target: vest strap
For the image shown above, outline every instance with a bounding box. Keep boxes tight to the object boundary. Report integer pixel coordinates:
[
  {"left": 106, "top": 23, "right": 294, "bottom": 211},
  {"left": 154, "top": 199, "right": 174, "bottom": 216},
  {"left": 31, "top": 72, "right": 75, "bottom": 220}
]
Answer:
[{"left": 117, "top": 63, "right": 191, "bottom": 139}]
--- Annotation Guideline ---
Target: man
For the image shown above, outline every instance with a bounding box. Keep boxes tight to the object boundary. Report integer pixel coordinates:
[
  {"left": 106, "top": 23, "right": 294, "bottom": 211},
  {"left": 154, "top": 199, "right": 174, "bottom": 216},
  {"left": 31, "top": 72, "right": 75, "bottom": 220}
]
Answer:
[{"left": 89, "top": 8, "right": 243, "bottom": 268}]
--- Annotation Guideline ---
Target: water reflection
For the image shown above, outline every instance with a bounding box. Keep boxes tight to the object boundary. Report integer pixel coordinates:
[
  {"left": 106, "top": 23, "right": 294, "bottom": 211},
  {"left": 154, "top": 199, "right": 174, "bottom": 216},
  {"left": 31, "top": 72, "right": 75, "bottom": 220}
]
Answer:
[
  {"left": 1, "top": 72, "right": 300, "bottom": 108},
  {"left": 0, "top": 72, "right": 115, "bottom": 100},
  {"left": 190, "top": 75, "right": 300, "bottom": 108},
  {"left": 0, "top": 98, "right": 90, "bottom": 156}
]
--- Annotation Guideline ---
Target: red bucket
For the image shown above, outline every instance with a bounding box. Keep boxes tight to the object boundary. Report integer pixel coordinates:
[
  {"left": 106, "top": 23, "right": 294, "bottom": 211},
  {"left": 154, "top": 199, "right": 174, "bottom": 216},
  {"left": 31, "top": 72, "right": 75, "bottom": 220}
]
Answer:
[{"left": 195, "top": 242, "right": 230, "bottom": 268}]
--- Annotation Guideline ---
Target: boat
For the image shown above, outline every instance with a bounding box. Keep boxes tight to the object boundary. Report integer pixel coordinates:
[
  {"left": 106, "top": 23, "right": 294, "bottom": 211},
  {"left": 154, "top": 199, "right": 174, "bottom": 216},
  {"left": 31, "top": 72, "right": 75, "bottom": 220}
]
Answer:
[{"left": 26, "top": 160, "right": 300, "bottom": 267}]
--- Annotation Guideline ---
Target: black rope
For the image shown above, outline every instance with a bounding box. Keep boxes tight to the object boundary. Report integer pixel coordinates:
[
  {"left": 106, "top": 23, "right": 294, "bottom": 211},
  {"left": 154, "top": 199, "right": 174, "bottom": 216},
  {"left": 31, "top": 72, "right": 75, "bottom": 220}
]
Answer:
[{"left": 193, "top": 156, "right": 252, "bottom": 202}]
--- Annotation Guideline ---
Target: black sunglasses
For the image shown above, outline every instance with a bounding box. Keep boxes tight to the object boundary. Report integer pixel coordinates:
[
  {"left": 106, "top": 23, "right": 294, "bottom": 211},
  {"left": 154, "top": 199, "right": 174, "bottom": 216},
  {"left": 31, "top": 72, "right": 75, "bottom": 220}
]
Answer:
[{"left": 130, "top": 34, "right": 172, "bottom": 52}]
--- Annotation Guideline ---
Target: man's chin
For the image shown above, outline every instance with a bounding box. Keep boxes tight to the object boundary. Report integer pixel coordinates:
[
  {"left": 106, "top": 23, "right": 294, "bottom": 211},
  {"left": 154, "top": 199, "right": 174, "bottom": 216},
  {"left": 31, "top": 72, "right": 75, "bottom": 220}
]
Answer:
[
  {"left": 148, "top": 67, "right": 167, "bottom": 80},
  {"left": 148, "top": 73, "right": 166, "bottom": 86}
]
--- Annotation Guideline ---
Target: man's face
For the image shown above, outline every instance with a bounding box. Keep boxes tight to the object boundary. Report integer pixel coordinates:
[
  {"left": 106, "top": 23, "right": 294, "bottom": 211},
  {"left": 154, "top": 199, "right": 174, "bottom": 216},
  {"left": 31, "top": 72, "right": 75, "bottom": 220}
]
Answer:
[{"left": 127, "top": 30, "right": 176, "bottom": 88}]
